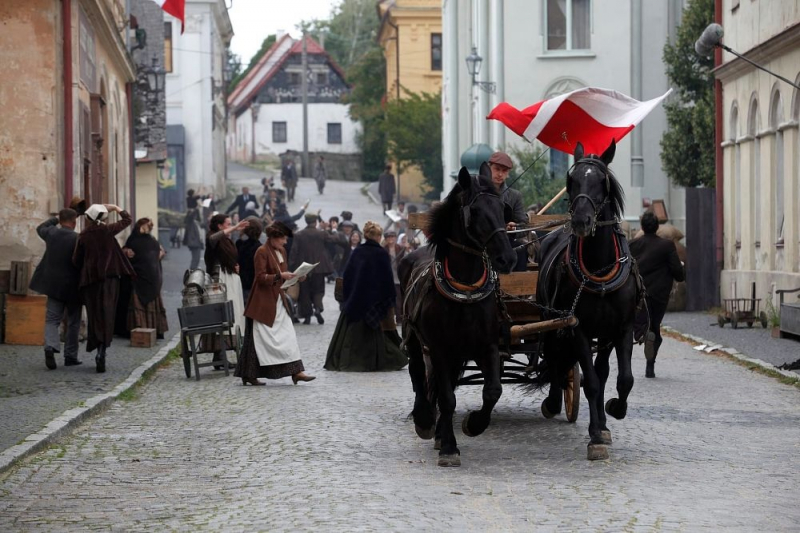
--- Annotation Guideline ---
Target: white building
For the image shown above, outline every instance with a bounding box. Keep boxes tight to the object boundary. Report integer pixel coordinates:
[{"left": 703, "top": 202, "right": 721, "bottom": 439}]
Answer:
[
  {"left": 164, "top": 0, "right": 232, "bottom": 196},
  {"left": 717, "top": 0, "right": 800, "bottom": 300},
  {"left": 442, "top": 0, "right": 687, "bottom": 230},
  {"left": 227, "top": 35, "right": 361, "bottom": 179}
]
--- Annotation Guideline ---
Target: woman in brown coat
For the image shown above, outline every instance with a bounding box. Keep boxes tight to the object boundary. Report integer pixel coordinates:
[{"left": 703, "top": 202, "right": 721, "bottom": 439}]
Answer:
[{"left": 234, "top": 221, "right": 316, "bottom": 386}]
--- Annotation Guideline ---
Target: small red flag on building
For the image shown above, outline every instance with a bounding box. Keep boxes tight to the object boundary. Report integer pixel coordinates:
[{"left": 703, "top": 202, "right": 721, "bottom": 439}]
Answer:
[{"left": 153, "top": 0, "right": 185, "bottom": 34}]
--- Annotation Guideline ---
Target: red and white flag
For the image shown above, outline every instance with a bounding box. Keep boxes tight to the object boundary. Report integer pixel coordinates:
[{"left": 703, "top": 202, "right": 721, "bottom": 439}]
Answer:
[
  {"left": 153, "top": 0, "right": 185, "bottom": 33},
  {"left": 487, "top": 87, "right": 671, "bottom": 155}
]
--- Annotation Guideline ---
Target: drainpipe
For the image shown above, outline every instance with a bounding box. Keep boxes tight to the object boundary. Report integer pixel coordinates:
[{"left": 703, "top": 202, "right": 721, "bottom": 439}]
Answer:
[
  {"left": 630, "top": 0, "right": 644, "bottom": 188},
  {"left": 385, "top": 20, "right": 401, "bottom": 198},
  {"left": 127, "top": 82, "right": 135, "bottom": 218},
  {"left": 63, "top": 0, "right": 73, "bottom": 205},
  {"left": 714, "top": 0, "right": 724, "bottom": 293}
]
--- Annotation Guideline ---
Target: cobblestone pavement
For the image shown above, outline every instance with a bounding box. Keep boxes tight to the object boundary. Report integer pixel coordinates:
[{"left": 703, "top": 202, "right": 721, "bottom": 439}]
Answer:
[
  {"left": 663, "top": 311, "right": 800, "bottom": 374},
  {"left": 0, "top": 245, "right": 188, "bottom": 453},
  {"left": 1, "top": 305, "right": 799, "bottom": 529},
  {"left": 2, "top": 174, "right": 799, "bottom": 531}
]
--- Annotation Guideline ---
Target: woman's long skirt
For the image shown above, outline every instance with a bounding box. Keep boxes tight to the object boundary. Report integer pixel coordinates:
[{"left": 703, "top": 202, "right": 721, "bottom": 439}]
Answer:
[
  {"left": 324, "top": 313, "right": 407, "bottom": 372},
  {"left": 81, "top": 277, "right": 120, "bottom": 353},
  {"left": 127, "top": 291, "right": 168, "bottom": 338},
  {"left": 235, "top": 296, "right": 305, "bottom": 380}
]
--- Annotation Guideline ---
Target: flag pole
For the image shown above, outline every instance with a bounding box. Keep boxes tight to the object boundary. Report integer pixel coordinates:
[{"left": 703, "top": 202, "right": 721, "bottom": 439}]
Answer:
[{"left": 537, "top": 187, "right": 567, "bottom": 215}]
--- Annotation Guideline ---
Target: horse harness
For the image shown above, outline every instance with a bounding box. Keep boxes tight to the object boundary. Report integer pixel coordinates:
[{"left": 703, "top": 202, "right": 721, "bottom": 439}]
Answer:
[{"left": 564, "top": 157, "right": 620, "bottom": 237}]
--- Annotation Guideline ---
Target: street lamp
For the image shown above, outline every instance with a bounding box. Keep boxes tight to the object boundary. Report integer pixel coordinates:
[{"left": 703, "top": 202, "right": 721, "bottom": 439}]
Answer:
[
  {"left": 465, "top": 46, "right": 496, "bottom": 94},
  {"left": 695, "top": 23, "right": 800, "bottom": 91},
  {"left": 145, "top": 56, "right": 166, "bottom": 93}
]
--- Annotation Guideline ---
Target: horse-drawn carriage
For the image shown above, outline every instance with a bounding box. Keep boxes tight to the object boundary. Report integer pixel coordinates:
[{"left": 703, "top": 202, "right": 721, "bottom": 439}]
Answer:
[{"left": 407, "top": 210, "right": 582, "bottom": 423}]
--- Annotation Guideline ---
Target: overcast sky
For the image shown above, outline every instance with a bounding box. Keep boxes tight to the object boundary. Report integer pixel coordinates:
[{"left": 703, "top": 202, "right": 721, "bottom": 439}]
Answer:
[{"left": 227, "top": 0, "right": 339, "bottom": 63}]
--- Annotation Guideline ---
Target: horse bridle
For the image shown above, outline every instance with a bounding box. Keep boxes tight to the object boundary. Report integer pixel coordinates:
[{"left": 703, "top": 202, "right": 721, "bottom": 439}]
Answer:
[
  {"left": 449, "top": 190, "right": 507, "bottom": 255},
  {"left": 566, "top": 158, "right": 618, "bottom": 236}
]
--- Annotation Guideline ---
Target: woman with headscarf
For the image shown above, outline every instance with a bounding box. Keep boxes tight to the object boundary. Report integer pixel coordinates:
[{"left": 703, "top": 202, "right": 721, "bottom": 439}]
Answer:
[
  {"left": 235, "top": 221, "right": 316, "bottom": 386},
  {"left": 324, "top": 221, "right": 407, "bottom": 372},
  {"left": 124, "top": 218, "right": 168, "bottom": 339},
  {"left": 73, "top": 204, "right": 134, "bottom": 373},
  {"left": 236, "top": 216, "right": 263, "bottom": 303}
]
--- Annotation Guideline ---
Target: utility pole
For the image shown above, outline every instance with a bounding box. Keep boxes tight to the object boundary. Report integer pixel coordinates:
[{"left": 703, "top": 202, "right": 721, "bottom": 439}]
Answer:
[{"left": 301, "top": 30, "right": 309, "bottom": 177}]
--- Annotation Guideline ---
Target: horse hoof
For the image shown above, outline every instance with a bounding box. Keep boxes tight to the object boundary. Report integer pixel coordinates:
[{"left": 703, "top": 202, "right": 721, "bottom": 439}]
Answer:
[
  {"left": 600, "top": 430, "right": 613, "bottom": 445},
  {"left": 437, "top": 454, "right": 461, "bottom": 467},
  {"left": 434, "top": 439, "right": 441, "bottom": 450},
  {"left": 587, "top": 444, "right": 609, "bottom": 461},
  {"left": 415, "top": 425, "right": 435, "bottom": 440},
  {"left": 462, "top": 413, "right": 476, "bottom": 437},
  {"left": 605, "top": 398, "right": 627, "bottom": 420},
  {"left": 541, "top": 400, "right": 558, "bottom": 419}
]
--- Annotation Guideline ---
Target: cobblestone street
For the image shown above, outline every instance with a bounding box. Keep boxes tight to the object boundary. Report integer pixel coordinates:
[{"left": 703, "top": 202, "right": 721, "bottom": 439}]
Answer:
[{"left": 2, "top": 294, "right": 800, "bottom": 530}]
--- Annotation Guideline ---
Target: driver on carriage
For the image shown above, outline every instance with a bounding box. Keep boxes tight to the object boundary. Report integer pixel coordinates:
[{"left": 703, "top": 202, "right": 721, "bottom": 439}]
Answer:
[{"left": 488, "top": 151, "right": 529, "bottom": 271}]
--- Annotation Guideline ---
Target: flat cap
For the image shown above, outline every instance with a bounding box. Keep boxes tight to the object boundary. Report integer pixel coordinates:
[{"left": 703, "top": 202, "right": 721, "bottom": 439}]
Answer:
[
  {"left": 384, "top": 229, "right": 397, "bottom": 237},
  {"left": 488, "top": 151, "right": 513, "bottom": 169},
  {"left": 304, "top": 213, "right": 318, "bottom": 224}
]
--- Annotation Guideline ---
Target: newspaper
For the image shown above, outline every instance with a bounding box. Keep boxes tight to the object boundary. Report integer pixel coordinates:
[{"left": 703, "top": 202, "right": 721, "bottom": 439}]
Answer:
[
  {"left": 384, "top": 209, "right": 402, "bottom": 222},
  {"left": 281, "top": 262, "right": 319, "bottom": 289}
]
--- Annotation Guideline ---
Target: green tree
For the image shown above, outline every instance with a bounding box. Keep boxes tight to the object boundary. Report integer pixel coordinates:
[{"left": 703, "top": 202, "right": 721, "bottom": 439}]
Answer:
[
  {"left": 228, "top": 34, "right": 277, "bottom": 93},
  {"left": 660, "top": 0, "right": 715, "bottom": 187},
  {"left": 305, "top": 0, "right": 380, "bottom": 71},
  {"left": 384, "top": 90, "right": 443, "bottom": 199},
  {"left": 507, "top": 144, "right": 567, "bottom": 214},
  {"left": 344, "top": 47, "right": 387, "bottom": 182}
]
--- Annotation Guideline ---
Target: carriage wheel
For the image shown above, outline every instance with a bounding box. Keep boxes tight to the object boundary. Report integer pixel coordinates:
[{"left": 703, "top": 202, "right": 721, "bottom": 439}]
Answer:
[
  {"left": 731, "top": 311, "right": 739, "bottom": 329},
  {"left": 717, "top": 315, "right": 726, "bottom": 328},
  {"left": 759, "top": 311, "right": 768, "bottom": 329},
  {"left": 564, "top": 362, "right": 581, "bottom": 423}
]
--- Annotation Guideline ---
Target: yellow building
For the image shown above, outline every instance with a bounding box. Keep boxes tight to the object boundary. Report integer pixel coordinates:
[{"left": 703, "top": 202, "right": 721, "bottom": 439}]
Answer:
[{"left": 377, "top": 0, "right": 442, "bottom": 202}]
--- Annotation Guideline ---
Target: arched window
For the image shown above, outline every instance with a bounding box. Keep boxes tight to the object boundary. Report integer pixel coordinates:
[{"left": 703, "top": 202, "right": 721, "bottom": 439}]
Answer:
[
  {"left": 769, "top": 85, "right": 785, "bottom": 243},
  {"left": 747, "top": 95, "right": 760, "bottom": 246}
]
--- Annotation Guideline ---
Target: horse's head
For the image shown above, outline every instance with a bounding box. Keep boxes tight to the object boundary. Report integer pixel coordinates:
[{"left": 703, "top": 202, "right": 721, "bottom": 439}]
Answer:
[
  {"left": 452, "top": 163, "right": 516, "bottom": 273},
  {"left": 566, "top": 140, "right": 625, "bottom": 238}
]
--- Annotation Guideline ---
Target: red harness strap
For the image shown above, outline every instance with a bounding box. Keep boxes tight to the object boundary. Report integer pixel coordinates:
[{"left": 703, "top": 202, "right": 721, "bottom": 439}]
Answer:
[
  {"left": 577, "top": 235, "right": 620, "bottom": 282},
  {"left": 443, "top": 257, "right": 487, "bottom": 292}
]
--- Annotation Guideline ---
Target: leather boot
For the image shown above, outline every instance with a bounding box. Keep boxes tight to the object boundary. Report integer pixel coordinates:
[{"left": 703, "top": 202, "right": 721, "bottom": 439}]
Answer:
[
  {"left": 645, "top": 359, "right": 655, "bottom": 378},
  {"left": 45, "top": 347, "right": 57, "bottom": 370},
  {"left": 96, "top": 345, "right": 106, "bottom": 374}
]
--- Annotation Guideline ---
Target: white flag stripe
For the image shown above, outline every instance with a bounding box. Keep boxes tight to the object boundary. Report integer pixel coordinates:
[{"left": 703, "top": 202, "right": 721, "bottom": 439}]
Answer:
[
  {"left": 524, "top": 87, "right": 672, "bottom": 141},
  {"left": 153, "top": 0, "right": 167, "bottom": 6}
]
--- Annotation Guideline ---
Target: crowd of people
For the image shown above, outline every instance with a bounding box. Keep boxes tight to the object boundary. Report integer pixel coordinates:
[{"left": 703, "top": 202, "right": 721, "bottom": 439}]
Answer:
[
  {"left": 31, "top": 152, "right": 683, "bottom": 384},
  {"left": 32, "top": 200, "right": 168, "bottom": 373}
]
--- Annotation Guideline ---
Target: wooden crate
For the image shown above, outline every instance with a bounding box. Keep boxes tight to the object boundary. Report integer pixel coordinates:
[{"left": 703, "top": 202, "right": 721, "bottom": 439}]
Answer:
[
  {"left": 10, "top": 261, "right": 30, "bottom": 295},
  {"left": 408, "top": 212, "right": 428, "bottom": 231},
  {"left": 4, "top": 294, "right": 47, "bottom": 345},
  {"left": 130, "top": 328, "right": 157, "bottom": 348}
]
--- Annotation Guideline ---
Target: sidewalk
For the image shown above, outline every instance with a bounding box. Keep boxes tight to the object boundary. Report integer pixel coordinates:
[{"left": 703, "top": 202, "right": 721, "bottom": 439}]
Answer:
[
  {"left": 0, "top": 245, "right": 193, "bottom": 469},
  {"left": 663, "top": 311, "right": 800, "bottom": 375}
]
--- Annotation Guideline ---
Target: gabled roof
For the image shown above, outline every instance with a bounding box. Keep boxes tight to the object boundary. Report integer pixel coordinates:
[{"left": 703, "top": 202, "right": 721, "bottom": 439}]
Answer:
[{"left": 228, "top": 35, "right": 349, "bottom": 115}]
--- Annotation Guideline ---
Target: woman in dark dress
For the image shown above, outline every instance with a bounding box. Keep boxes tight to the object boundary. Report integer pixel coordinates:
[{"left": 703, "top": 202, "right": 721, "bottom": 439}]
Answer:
[
  {"left": 236, "top": 217, "right": 263, "bottom": 303},
  {"left": 124, "top": 218, "right": 168, "bottom": 339},
  {"left": 324, "top": 221, "right": 407, "bottom": 372}
]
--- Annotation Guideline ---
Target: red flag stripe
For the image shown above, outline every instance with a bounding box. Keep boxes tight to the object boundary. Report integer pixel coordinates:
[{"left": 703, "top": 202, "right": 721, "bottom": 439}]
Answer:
[{"left": 155, "top": 0, "right": 185, "bottom": 33}]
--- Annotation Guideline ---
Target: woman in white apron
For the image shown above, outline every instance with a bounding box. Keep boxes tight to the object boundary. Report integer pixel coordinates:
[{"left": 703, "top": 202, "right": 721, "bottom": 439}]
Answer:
[{"left": 235, "top": 221, "right": 316, "bottom": 386}]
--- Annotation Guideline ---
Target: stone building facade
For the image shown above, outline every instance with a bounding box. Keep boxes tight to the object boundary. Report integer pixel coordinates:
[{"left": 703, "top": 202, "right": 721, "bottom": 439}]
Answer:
[
  {"left": 717, "top": 0, "right": 800, "bottom": 301},
  {"left": 0, "top": 0, "right": 136, "bottom": 268}
]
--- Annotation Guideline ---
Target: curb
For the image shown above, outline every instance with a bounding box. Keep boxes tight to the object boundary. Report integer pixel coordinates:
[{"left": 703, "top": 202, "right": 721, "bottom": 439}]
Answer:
[
  {"left": 662, "top": 325, "right": 799, "bottom": 381},
  {"left": 0, "top": 333, "right": 182, "bottom": 475},
  {"left": 364, "top": 184, "right": 379, "bottom": 205}
]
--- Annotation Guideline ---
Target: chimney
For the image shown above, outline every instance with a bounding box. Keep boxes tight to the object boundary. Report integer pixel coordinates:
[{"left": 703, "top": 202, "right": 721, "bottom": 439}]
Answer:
[
  {"left": 319, "top": 33, "right": 325, "bottom": 50},
  {"left": 276, "top": 29, "right": 286, "bottom": 39}
]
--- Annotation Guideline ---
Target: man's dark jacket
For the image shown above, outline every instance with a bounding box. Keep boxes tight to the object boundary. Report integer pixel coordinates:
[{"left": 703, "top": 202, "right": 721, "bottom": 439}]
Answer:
[
  {"left": 500, "top": 182, "right": 527, "bottom": 224},
  {"left": 629, "top": 233, "right": 685, "bottom": 304},
  {"left": 288, "top": 224, "right": 337, "bottom": 275},
  {"left": 225, "top": 193, "right": 259, "bottom": 219},
  {"left": 236, "top": 236, "right": 262, "bottom": 292},
  {"left": 72, "top": 211, "right": 135, "bottom": 288},
  {"left": 378, "top": 172, "right": 396, "bottom": 203},
  {"left": 29, "top": 218, "right": 81, "bottom": 303}
]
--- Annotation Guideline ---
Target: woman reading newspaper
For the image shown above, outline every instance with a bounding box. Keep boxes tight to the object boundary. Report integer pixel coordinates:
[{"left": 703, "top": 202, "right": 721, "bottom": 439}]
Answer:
[{"left": 235, "top": 221, "right": 316, "bottom": 386}]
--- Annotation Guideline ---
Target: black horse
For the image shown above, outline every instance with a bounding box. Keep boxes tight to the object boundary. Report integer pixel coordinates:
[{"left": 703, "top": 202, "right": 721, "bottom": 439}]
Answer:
[
  {"left": 400, "top": 163, "right": 516, "bottom": 467},
  {"left": 536, "top": 140, "right": 641, "bottom": 461}
]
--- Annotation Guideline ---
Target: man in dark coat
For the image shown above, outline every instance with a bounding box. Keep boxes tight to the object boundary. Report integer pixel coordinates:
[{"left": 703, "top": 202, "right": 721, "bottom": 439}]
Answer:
[
  {"left": 378, "top": 164, "right": 396, "bottom": 211},
  {"left": 281, "top": 159, "right": 299, "bottom": 202},
  {"left": 73, "top": 204, "right": 135, "bottom": 373},
  {"left": 630, "top": 210, "right": 685, "bottom": 378},
  {"left": 225, "top": 186, "right": 259, "bottom": 220},
  {"left": 489, "top": 151, "right": 528, "bottom": 271},
  {"left": 30, "top": 208, "right": 82, "bottom": 369},
  {"left": 288, "top": 213, "right": 339, "bottom": 325}
]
